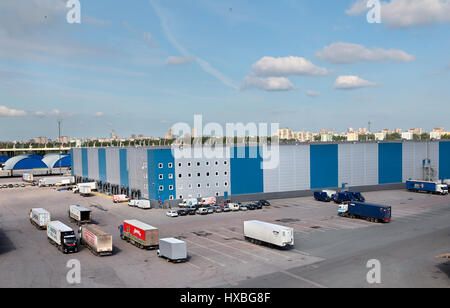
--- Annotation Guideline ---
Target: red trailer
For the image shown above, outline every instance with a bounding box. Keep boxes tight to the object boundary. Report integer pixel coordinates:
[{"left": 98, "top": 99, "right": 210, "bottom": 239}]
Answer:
[{"left": 119, "top": 220, "right": 159, "bottom": 250}]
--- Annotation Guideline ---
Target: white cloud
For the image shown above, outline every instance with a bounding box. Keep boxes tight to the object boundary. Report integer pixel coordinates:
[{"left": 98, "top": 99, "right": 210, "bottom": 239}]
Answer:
[
  {"left": 334, "top": 75, "right": 377, "bottom": 90},
  {"left": 0, "top": 105, "right": 27, "bottom": 117},
  {"left": 33, "top": 109, "right": 66, "bottom": 118},
  {"left": 165, "top": 56, "right": 195, "bottom": 66},
  {"left": 252, "top": 56, "right": 329, "bottom": 77},
  {"left": 94, "top": 112, "right": 103, "bottom": 117},
  {"left": 306, "top": 90, "right": 320, "bottom": 97},
  {"left": 316, "top": 42, "right": 415, "bottom": 64},
  {"left": 346, "top": 0, "right": 450, "bottom": 28},
  {"left": 241, "top": 76, "right": 295, "bottom": 92}
]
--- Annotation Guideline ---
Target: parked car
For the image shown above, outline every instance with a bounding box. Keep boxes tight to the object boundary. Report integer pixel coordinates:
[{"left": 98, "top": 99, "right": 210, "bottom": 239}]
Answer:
[
  {"left": 229, "top": 203, "right": 240, "bottom": 211},
  {"left": 186, "top": 208, "right": 196, "bottom": 215},
  {"left": 21, "top": 183, "right": 25, "bottom": 187},
  {"left": 213, "top": 206, "right": 223, "bottom": 213},
  {"left": 166, "top": 210, "right": 179, "bottom": 217},
  {"left": 254, "top": 202, "right": 263, "bottom": 210},
  {"left": 177, "top": 209, "right": 188, "bottom": 216},
  {"left": 222, "top": 206, "right": 231, "bottom": 212},
  {"left": 206, "top": 206, "right": 214, "bottom": 214},
  {"left": 196, "top": 207, "right": 208, "bottom": 215},
  {"left": 8, "top": 184, "right": 13, "bottom": 188},
  {"left": 2, "top": 184, "right": 7, "bottom": 188},
  {"left": 246, "top": 203, "right": 256, "bottom": 210},
  {"left": 259, "top": 200, "right": 271, "bottom": 206},
  {"left": 14, "top": 184, "right": 19, "bottom": 188},
  {"left": 239, "top": 204, "right": 248, "bottom": 211}
]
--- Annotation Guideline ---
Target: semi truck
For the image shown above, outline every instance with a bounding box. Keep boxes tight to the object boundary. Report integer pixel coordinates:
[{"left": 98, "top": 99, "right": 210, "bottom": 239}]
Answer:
[
  {"left": 29, "top": 208, "right": 51, "bottom": 230},
  {"left": 406, "top": 180, "right": 448, "bottom": 195},
  {"left": 157, "top": 238, "right": 187, "bottom": 263},
  {"left": 119, "top": 220, "right": 159, "bottom": 250},
  {"left": 47, "top": 221, "right": 78, "bottom": 254},
  {"left": 38, "top": 176, "right": 75, "bottom": 187},
  {"left": 79, "top": 225, "right": 113, "bottom": 256},
  {"left": 338, "top": 202, "right": 391, "bottom": 223},
  {"left": 69, "top": 205, "right": 92, "bottom": 226},
  {"left": 244, "top": 220, "right": 294, "bottom": 248},
  {"left": 128, "top": 199, "right": 151, "bottom": 209}
]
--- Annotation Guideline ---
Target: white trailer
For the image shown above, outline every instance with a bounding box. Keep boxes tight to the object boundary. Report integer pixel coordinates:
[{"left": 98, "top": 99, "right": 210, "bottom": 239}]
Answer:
[
  {"left": 244, "top": 220, "right": 294, "bottom": 248},
  {"left": 47, "top": 221, "right": 78, "bottom": 254},
  {"left": 128, "top": 199, "right": 151, "bottom": 209},
  {"left": 22, "top": 173, "right": 34, "bottom": 183},
  {"left": 73, "top": 182, "right": 97, "bottom": 193},
  {"left": 322, "top": 190, "right": 336, "bottom": 198},
  {"left": 79, "top": 185, "right": 92, "bottom": 196},
  {"left": 69, "top": 205, "right": 92, "bottom": 225},
  {"left": 29, "top": 208, "right": 51, "bottom": 230},
  {"left": 38, "top": 176, "right": 75, "bottom": 187},
  {"left": 80, "top": 225, "right": 113, "bottom": 256},
  {"left": 157, "top": 238, "right": 187, "bottom": 262}
]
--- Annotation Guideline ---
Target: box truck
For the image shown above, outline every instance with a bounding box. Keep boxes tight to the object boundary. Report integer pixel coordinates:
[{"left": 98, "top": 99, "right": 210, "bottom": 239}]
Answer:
[
  {"left": 157, "top": 238, "right": 187, "bottom": 263},
  {"left": 22, "top": 173, "right": 34, "bottom": 183},
  {"left": 244, "top": 220, "right": 294, "bottom": 248},
  {"left": 178, "top": 198, "right": 198, "bottom": 208},
  {"left": 119, "top": 220, "right": 159, "bottom": 250},
  {"left": 73, "top": 182, "right": 97, "bottom": 193},
  {"left": 128, "top": 199, "right": 151, "bottom": 209},
  {"left": 406, "top": 180, "right": 448, "bottom": 195},
  {"left": 69, "top": 205, "right": 92, "bottom": 225},
  {"left": 79, "top": 225, "right": 113, "bottom": 256},
  {"left": 78, "top": 185, "right": 92, "bottom": 197},
  {"left": 338, "top": 202, "right": 391, "bottom": 223},
  {"left": 29, "top": 208, "right": 51, "bottom": 230},
  {"left": 47, "top": 221, "right": 78, "bottom": 254},
  {"left": 38, "top": 176, "right": 75, "bottom": 187}
]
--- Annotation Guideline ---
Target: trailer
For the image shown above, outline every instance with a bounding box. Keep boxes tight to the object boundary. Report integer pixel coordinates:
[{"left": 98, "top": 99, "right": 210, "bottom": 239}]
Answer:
[
  {"left": 47, "top": 221, "right": 78, "bottom": 254},
  {"left": 22, "top": 173, "right": 34, "bottom": 183},
  {"left": 73, "top": 182, "right": 97, "bottom": 193},
  {"left": 29, "top": 208, "right": 51, "bottom": 230},
  {"left": 128, "top": 199, "right": 151, "bottom": 209},
  {"left": 406, "top": 180, "right": 448, "bottom": 195},
  {"left": 38, "top": 176, "right": 75, "bottom": 187},
  {"left": 244, "top": 220, "right": 294, "bottom": 248},
  {"left": 157, "top": 238, "right": 187, "bottom": 263},
  {"left": 178, "top": 198, "right": 198, "bottom": 208},
  {"left": 69, "top": 205, "right": 92, "bottom": 225},
  {"left": 338, "top": 202, "right": 391, "bottom": 223},
  {"left": 79, "top": 225, "right": 113, "bottom": 256},
  {"left": 79, "top": 185, "right": 92, "bottom": 197},
  {"left": 119, "top": 220, "right": 159, "bottom": 250}
]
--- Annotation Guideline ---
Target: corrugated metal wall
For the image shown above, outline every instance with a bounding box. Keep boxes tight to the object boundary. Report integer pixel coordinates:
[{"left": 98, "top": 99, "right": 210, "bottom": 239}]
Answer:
[
  {"left": 378, "top": 143, "right": 402, "bottom": 184},
  {"left": 338, "top": 143, "right": 378, "bottom": 187},
  {"left": 310, "top": 144, "right": 338, "bottom": 189},
  {"left": 147, "top": 149, "right": 175, "bottom": 201},
  {"left": 230, "top": 146, "right": 264, "bottom": 195},
  {"left": 439, "top": 141, "right": 450, "bottom": 180},
  {"left": 98, "top": 148, "right": 107, "bottom": 182},
  {"left": 264, "top": 145, "right": 310, "bottom": 193},
  {"left": 105, "top": 148, "right": 120, "bottom": 185},
  {"left": 128, "top": 148, "right": 148, "bottom": 199},
  {"left": 72, "top": 148, "right": 82, "bottom": 177},
  {"left": 81, "top": 148, "right": 88, "bottom": 178},
  {"left": 402, "top": 142, "right": 439, "bottom": 182},
  {"left": 87, "top": 148, "right": 99, "bottom": 180}
]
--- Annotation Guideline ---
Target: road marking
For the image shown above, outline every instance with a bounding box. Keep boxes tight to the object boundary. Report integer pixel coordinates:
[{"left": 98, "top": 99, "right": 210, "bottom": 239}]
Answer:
[
  {"left": 282, "top": 270, "right": 327, "bottom": 288},
  {"left": 188, "top": 250, "right": 225, "bottom": 267},
  {"left": 184, "top": 238, "right": 248, "bottom": 264}
]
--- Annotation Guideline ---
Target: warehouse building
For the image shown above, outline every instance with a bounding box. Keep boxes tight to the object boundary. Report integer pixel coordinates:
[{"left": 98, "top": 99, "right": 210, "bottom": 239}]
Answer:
[{"left": 71, "top": 141, "right": 450, "bottom": 205}]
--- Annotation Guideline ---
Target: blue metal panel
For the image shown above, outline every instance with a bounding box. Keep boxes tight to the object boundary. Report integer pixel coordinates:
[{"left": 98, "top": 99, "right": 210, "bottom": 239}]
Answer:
[
  {"left": 13, "top": 158, "right": 47, "bottom": 170},
  {"left": 439, "top": 141, "right": 450, "bottom": 180},
  {"left": 81, "top": 148, "right": 88, "bottom": 178},
  {"left": 147, "top": 149, "right": 175, "bottom": 202},
  {"left": 70, "top": 149, "right": 74, "bottom": 175},
  {"left": 378, "top": 143, "right": 402, "bottom": 184},
  {"left": 119, "top": 149, "right": 129, "bottom": 188},
  {"left": 310, "top": 144, "right": 338, "bottom": 189},
  {"left": 98, "top": 148, "right": 107, "bottom": 182},
  {"left": 0, "top": 155, "right": 10, "bottom": 163},
  {"left": 230, "top": 146, "right": 264, "bottom": 195}
]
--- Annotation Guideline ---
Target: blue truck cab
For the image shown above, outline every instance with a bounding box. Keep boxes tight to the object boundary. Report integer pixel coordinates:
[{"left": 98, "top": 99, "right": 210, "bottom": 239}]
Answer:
[
  {"left": 333, "top": 192, "right": 354, "bottom": 203},
  {"left": 338, "top": 202, "right": 391, "bottom": 223},
  {"left": 314, "top": 191, "right": 331, "bottom": 202}
]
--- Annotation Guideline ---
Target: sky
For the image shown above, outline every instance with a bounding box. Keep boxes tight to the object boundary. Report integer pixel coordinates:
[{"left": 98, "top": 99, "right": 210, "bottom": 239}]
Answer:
[{"left": 0, "top": 0, "right": 449, "bottom": 141}]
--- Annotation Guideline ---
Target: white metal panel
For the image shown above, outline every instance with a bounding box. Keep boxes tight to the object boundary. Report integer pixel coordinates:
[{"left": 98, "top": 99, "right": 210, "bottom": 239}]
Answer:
[
  {"left": 402, "top": 141, "right": 439, "bottom": 182},
  {"left": 338, "top": 143, "right": 378, "bottom": 187},
  {"left": 106, "top": 148, "right": 120, "bottom": 185},
  {"left": 87, "top": 148, "right": 99, "bottom": 181},
  {"left": 72, "top": 149, "right": 82, "bottom": 177},
  {"left": 127, "top": 148, "right": 148, "bottom": 198},
  {"left": 263, "top": 145, "right": 310, "bottom": 193}
]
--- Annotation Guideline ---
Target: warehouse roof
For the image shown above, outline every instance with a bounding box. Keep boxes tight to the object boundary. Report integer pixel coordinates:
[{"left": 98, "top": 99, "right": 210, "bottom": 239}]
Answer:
[
  {"left": 3, "top": 154, "right": 48, "bottom": 170},
  {"left": 42, "top": 153, "right": 71, "bottom": 168}
]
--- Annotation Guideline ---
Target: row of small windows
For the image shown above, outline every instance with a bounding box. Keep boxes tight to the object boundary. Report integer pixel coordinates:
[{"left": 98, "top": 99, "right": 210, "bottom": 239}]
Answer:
[
  {"left": 179, "top": 192, "right": 221, "bottom": 199},
  {"left": 178, "top": 182, "right": 228, "bottom": 189},
  {"left": 158, "top": 163, "right": 173, "bottom": 169},
  {"left": 158, "top": 171, "right": 228, "bottom": 180},
  {"left": 178, "top": 161, "right": 228, "bottom": 167},
  {"left": 158, "top": 174, "right": 174, "bottom": 180},
  {"left": 158, "top": 185, "right": 174, "bottom": 191}
]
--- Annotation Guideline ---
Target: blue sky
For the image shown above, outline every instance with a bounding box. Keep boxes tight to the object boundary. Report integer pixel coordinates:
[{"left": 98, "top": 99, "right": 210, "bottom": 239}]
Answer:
[{"left": 0, "top": 0, "right": 449, "bottom": 140}]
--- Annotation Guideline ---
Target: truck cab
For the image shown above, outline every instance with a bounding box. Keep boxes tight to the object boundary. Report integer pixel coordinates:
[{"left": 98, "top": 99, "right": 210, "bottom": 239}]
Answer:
[{"left": 62, "top": 232, "right": 78, "bottom": 253}]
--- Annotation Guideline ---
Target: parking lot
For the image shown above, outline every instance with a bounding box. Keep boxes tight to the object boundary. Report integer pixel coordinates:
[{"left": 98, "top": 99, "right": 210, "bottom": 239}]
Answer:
[{"left": 0, "top": 177, "right": 449, "bottom": 287}]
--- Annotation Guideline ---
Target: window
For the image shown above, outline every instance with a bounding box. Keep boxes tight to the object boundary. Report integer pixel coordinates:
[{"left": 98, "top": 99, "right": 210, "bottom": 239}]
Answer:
[
  {"left": 188, "top": 184, "right": 192, "bottom": 189},
  {"left": 206, "top": 162, "right": 210, "bottom": 166},
  {"left": 224, "top": 171, "right": 228, "bottom": 176},
  {"left": 168, "top": 174, "right": 173, "bottom": 179},
  {"left": 169, "top": 185, "right": 174, "bottom": 190},
  {"left": 158, "top": 163, "right": 163, "bottom": 168},
  {"left": 206, "top": 183, "right": 210, "bottom": 188},
  {"left": 169, "top": 195, "right": 174, "bottom": 200},
  {"left": 215, "top": 192, "right": 219, "bottom": 196},
  {"left": 224, "top": 182, "right": 228, "bottom": 187},
  {"left": 188, "top": 173, "right": 192, "bottom": 178},
  {"left": 224, "top": 161, "right": 228, "bottom": 165},
  {"left": 215, "top": 161, "right": 219, "bottom": 165},
  {"left": 178, "top": 163, "right": 182, "bottom": 167},
  {"left": 168, "top": 163, "right": 173, "bottom": 168},
  {"left": 206, "top": 172, "right": 210, "bottom": 177},
  {"left": 197, "top": 162, "right": 201, "bottom": 166},
  {"left": 197, "top": 173, "right": 201, "bottom": 177},
  {"left": 187, "top": 162, "right": 191, "bottom": 167},
  {"left": 159, "top": 174, "right": 164, "bottom": 180},
  {"left": 215, "top": 172, "right": 219, "bottom": 176},
  {"left": 179, "top": 195, "right": 183, "bottom": 199},
  {"left": 215, "top": 182, "right": 219, "bottom": 187},
  {"left": 197, "top": 184, "right": 201, "bottom": 188},
  {"left": 178, "top": 184, "right": 183, "bottom": 190},
  {"left": 178, "top": 174, "right": 182, "bottom": 178},
  {"left": 159, "top": 186, "right": 164, "bottom": 191}
]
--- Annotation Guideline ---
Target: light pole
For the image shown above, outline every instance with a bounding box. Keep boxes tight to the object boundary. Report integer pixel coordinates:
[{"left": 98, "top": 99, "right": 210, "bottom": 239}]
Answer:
[{"left": 58, "top": 119, "right": 62, "bottom": 175}]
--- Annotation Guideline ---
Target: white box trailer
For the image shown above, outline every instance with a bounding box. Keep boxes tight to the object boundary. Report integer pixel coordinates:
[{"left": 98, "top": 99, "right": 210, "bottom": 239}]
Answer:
[
  {"left": 38, "top": 176, "right": 75, "bottom": 187},
  {"left": 29, "top": 208, "right": 51, "bottom": 230},
  {"left": 244, "top": 220, "right": 294, "bottom": 248},
  {"left": 69, "top": 205, "right": 92, "bottom": 225},
  {"left": 128, "top": 199, "right": 151, "bottom": 209},
  {"left": 23, "top": 173, "right": 34, "bottom": 183},
  {"left": 47, "top": 221, "right": 78, "bottom": 254},
  {"left": 73, "top": 182, "right": 97, "bottom": 193},
  {"left": 157, "top": 238, "right": 187, "bottom": 262},
  {"left": 80, "top": 225, "right": 113, "bottom": 256},
  {"left": 79, "top": 185, "right": 92, "bottom": 196}
]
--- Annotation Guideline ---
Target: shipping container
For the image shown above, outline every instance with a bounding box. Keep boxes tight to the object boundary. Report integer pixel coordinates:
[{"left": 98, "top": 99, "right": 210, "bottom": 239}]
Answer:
[
  {"left": 69, "top": 205, "right": 92, "bottom": 225},
  {"left": 338, "top": 202, "right": 391, "bottom": 223},
  {"left": 244, "top": 220, "right": 294, "bottom": 248},
  {"left": 157, "top": 238, "right": 187, "bottom": 262},
  {"left": 119, "top": 220, "right": 159, "bottom": 249},
  {"left": 47, "top": 221, "right": 78, "bottom": 254},
  {"left": 38, "top": 176, "right": 75, "bottom": 187},
  {"left": 128, "top": 199, "right": 151, "bottom": 209},
  {"left": 29, "top": 208, "right": 51, "bottom": 230},
  {"left": 80, "top": 225, "right": 113, "bottom": 256},
  {"left": 406, "top": 180, "right": 448, "bottom": 195}
]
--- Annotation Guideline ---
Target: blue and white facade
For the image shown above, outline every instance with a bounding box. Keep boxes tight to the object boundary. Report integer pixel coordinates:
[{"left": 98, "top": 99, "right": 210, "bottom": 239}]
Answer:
[{"left": 71, "top": 141, "right": 450, "bottom": 203}]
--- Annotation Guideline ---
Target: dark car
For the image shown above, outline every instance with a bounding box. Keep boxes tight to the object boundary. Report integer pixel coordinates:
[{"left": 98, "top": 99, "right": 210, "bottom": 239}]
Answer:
[
  {"left": 177, "top": 209, "right": 188, "bottom": 216},
  {"left": 314, "top": 191, "right": 332, "bottom": 202},
  {"left": 349, "top": 192, "right": 365, "bottom": 202},
  {"left": 246, "top": 203, "right": 256, "bottom": 210},
  {"left": 259, "top": 200, "right": 271, "bottom": 206},
  {"left": 8, "top": 184, "right": 13, "bottom": 188},
  {"left": 254, "top": 202, "right": 263, "bottom": 209},
  {"left": 186, "top": 208, "right": 196, "bottom": 215}
]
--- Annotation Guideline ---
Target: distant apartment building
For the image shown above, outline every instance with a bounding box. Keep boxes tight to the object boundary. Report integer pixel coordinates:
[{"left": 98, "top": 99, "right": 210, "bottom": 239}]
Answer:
[
  {"left": 321, "top": 133, "right": 333, "bottom": 142},
  {"left": 346, "top": 132, "right": 359, "bottom": 141},
  {"left": 375, "top": 132, "right": 386, "bottom": 141},
  {"left": 278, "top": 128, "right": 295, "bottom": 140},
  {"left": 401, "top": 132, "right": 414, "bottom": 140},
  {"left": 408, "top": 128, "right": 423, "bottom": 135}
]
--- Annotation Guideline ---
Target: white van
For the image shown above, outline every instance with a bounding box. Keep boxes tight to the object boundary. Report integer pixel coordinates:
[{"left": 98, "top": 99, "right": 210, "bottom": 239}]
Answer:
[
  {"left": 128, "top": 199, "right": 151, "bottom": 209},
  {"left": 229, "top": 203, "right": 240, "bottom": 211}
]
